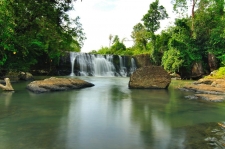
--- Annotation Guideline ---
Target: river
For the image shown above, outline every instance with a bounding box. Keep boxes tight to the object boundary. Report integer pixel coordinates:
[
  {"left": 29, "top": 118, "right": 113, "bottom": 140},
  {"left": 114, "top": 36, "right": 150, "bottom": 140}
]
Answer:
[{"left": 0, "top": 76, "right": 225, "bottom": 149}]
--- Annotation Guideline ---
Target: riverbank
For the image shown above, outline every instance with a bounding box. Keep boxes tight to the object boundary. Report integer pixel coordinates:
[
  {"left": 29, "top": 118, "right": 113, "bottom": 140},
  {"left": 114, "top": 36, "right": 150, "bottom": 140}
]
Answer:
[{"left": 180, "top": 78, "right": 225, "bottom": 102}]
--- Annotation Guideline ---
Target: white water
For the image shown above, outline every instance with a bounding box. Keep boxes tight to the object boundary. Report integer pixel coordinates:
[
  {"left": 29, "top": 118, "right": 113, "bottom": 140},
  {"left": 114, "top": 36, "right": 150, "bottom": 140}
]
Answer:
[
  {"left": 92, "top": 55, "right": 115, "bottom": 77},
  {"left": 119, "top": 56, "right": 127, "bottom": 77},
  {"left": 70, "top": 52, "right": 116, "bottom": 77},
  {"left": 70, "top": 52, "right": 77, "bottom": 76},
  {"left": 69, "top": 52, "right": 137, "bottom": 77},
  {"left": 130, "top": 58, "right": 137, "bottom": 74}
]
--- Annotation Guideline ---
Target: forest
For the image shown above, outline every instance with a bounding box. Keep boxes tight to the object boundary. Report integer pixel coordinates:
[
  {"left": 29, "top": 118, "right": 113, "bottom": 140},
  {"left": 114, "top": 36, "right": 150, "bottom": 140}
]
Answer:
[{"left": 0, "top": 0, "right": 225, "bottom": 77}]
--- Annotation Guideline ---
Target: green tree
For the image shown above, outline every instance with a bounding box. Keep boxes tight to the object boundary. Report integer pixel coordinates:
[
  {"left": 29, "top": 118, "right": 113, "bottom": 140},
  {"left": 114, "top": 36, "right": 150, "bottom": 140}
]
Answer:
[
  {"left": 142, "top": 0, "right": 168, "bottom": 64},
  {"left": 110, "top": 35, "right": 126, "bottom": 55},
  {"left": 131, "top": 23, "right": 149, "bottom": 51},
  {"left": 1, "top": 0, "right": 85, "bottom": 72},
  {"left": 162, "top": 18, "right": 201, "bottom": 73},
  {"left": 0, "top": 0, "right": 15, "bottom": 67}
]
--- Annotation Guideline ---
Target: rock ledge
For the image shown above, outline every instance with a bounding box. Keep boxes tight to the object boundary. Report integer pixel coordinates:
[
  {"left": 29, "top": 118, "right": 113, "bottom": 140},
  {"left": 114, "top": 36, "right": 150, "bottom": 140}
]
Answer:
[
  {"left": 181, "top": 78, "right": 225, "bottom": 102},
  {"left": 27, "top": 77, "right": 94, "bottom": 93}
]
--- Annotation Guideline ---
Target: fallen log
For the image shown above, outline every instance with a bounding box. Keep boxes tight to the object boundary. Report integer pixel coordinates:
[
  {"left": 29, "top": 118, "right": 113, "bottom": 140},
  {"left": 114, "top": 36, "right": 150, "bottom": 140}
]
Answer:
[{"left": 0, "top": 78, "right": 14, "bottom": 91}]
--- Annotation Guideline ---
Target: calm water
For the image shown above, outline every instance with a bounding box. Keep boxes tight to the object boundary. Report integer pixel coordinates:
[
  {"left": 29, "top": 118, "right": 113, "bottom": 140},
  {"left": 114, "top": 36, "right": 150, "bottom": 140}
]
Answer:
[{"left": 0, "top": 77, "right": 225, "bottom": 149}]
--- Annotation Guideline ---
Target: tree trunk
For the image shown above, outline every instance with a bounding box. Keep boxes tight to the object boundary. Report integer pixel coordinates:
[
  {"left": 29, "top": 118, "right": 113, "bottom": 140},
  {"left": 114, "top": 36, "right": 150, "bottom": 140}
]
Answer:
[{"left": 0, "top": 78, "right": 14, "bottom": 91}]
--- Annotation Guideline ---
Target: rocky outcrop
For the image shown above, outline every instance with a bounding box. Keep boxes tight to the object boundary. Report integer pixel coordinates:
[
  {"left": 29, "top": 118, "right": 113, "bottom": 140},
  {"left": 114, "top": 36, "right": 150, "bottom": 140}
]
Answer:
[
  {"left": 128, "top": 66, "right": 171, "bottom": 89},
  {"left": 191, "top": 62, "right": 204, "bottom": 79},
  {"left": 27, "top": 77, "right": 94, "bottom": 93},
  {"left": 208, "top": 53, "right": 218, "bottom": 72},
  {"left": 181, "top": 78, "right": 225, "bottom": 102}
]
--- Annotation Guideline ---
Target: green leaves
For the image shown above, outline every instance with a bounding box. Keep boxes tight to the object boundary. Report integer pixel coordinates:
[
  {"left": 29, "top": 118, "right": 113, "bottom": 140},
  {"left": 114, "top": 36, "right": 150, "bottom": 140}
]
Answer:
[
  {"left": 0, "top": 0, "right": 86, "bottom": 71},
  {"left": 142, "top": 0, "right": 168, "bottom": 34}
]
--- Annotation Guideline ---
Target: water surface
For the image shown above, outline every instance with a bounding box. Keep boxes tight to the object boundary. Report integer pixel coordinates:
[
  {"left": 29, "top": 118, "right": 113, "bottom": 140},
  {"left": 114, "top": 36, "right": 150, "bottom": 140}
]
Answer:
[{"left": 0, "top": 77, "right": 225, "bottom": 149}]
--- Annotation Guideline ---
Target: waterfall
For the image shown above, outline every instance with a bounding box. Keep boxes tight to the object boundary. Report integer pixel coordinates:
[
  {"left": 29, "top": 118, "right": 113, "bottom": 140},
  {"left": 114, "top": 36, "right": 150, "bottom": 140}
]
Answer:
[
  {"left": 92, "top": 55, "right": 115, "bottom": 77},
  {"left": 69, "top": 52, "right": 137, "bottom": 77},
  {"left": 119, "top": 56, "right": 127, "bottom": 77},
  {"left": 130, "top": 58, "right": 137, "bottom": 74},
  {"left": 70, "top": 52, "right": 77, "bottom": 76},
  {"left": 69, "top": 52, "right": 116, "bottom": 77}
]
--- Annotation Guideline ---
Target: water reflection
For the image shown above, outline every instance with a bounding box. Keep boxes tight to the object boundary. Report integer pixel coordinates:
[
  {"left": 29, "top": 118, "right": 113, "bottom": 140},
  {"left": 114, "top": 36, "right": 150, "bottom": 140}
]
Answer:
[
  {"left": 0, "top": 91, "right": 14, "bottom": 107},
  {"left": 0, "top": 78, "right": 225, "bottom": 148}
]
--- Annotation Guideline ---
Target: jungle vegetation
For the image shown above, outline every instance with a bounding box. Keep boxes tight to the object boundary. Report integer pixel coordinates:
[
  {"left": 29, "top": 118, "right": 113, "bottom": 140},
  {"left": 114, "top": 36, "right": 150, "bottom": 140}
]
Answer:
[
  {"left": 0, "top": 0, "right": 85, "bottom": 73},
  {"left": 92, "top": 0, "right": 225, "bottom": 74},
  {"left": 1, "top": 0, "right": 225, "bottom": 76}
]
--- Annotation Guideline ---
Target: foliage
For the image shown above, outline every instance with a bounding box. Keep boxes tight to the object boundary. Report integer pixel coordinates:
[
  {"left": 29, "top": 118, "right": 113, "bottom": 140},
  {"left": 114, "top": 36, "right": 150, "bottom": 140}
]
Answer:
[
  {"left": 93, "top": 0, "right": 225, "bottom": 76},
  {"left": 142, "top": 0, "right": 168, "bottom": 34},
  {"left": 205, "top": 67, "right": 225, "bottom": 79},
  {"left": 0, "top": 0, "right": 85, "bottom": 72},
  {"left": 131, "top": 23, "right": 149, "bottom": 50}
]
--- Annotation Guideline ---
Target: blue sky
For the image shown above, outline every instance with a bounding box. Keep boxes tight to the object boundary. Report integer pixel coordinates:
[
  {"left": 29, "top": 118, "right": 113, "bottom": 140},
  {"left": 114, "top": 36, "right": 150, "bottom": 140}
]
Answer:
[{"left": 70, "top": 0, "right": 176, "bottom": 52}]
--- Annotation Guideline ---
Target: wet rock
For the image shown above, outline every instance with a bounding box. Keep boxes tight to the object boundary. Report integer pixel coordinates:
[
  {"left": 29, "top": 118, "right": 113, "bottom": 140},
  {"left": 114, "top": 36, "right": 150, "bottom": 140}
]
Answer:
[
  {"left": 128, "top": 66, "right": 171, "bottom": 89},
  {"left": 180, "top": 78, "right": 225, "bottom": 102},
  {"left": 27, "top": 77, "right": 94, "bottom": 93}
]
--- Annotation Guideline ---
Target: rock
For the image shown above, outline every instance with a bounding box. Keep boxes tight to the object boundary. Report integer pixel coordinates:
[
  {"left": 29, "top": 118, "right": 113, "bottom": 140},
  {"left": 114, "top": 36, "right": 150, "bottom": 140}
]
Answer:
[
  {"left": 208, "top": 53, "right": 218, "bottom": 72},
  {"left": 180, "top": 78, "right": 225, "bottom": 102},
  {"left": 128, "top": 66, "right": 171, "bottom": 89},
  {"left": 191, "top": 62, "right": 204, "bottom": 79},
  {"left": 18, "top": 72, "right": 34, "bottom": 81},
  {"left": 27, "top": 77, "right": 94, "bottom": 93}
]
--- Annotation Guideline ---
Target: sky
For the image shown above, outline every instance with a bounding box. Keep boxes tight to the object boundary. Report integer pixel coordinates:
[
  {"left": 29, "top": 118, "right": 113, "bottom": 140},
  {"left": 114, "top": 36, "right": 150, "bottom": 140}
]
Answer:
[{"left": 70, "top": 0, "right": 176, "bottom": 53}]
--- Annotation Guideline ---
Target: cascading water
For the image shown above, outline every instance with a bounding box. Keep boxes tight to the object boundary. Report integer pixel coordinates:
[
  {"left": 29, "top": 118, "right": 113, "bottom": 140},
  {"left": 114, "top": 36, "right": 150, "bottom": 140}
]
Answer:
[
  {"left": 69, "top": 52, "right": 116, "bottom": 77},
  {"left": 69, "top": 52, "right": 137, "bottom": 77},
  {"left": 70, "top": 52, "right": 77, "bottom": 76},
  {"left": 130, "top": 58, "right": 137, "bottom": 74},
  {"left": 119, "top": 56, "right": 127, "bottom": 77},
  {"left": 92, "top": 55, "right": 116, "bottom": 77}
]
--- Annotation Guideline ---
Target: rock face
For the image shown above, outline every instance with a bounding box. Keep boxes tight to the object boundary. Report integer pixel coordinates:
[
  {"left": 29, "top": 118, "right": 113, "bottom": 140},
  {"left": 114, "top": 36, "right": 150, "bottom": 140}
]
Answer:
[
  {"left": 181, "top": 78, "right": 225, "bottom": 102},
  {"left": 128, "top": 66, "right": 171, "bottom": 89},
  {"left": 27, "top": 77, "right": 94, "bottom": 93}
]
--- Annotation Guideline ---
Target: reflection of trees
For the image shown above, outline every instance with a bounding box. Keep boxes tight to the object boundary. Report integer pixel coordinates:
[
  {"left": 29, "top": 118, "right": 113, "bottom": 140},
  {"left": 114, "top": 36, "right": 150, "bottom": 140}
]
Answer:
[
  {"left": 0, "top": 91, "right": 72, "bottom": 149},
  {"left": 130, "top": 89, "right": 186, "bottom": 148}
]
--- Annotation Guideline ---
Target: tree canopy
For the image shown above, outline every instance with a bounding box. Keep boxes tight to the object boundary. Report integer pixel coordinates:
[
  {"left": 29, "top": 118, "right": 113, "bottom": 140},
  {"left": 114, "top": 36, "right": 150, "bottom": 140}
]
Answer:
[{"left": 0, "top": 0, "right": 85, "bottom": 72}]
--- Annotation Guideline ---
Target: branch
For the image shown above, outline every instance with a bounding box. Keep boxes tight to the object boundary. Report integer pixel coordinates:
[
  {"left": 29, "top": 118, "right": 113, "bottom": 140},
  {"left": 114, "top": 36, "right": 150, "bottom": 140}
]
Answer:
[{"left": 0, "top": 78, "right": 14, "bottom": 91}]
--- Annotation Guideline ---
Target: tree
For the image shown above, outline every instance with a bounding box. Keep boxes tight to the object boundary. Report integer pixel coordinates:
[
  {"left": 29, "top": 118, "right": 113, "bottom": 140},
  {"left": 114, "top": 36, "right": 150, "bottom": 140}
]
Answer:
[
  {"left": 142, "top": 0, "right": 168, "bottom": 34},
  {"left": 162, "top": 18, "right": 201, "bottom": 73},
  {"left": 142, "top": 0, "right": 168, "bottom": 64},
  {"left": 1, "top": 0, "right": 85, "bottom": 72},
  {"left": 109, "top": 34, "right": 113, "bottom": 47},
  {"left": 131, "top": 23, "right": 149, "bottom": 50},
  {"left": 110, "top": 35, "right": 126, "bottom": 54},
  {"left": 0, "top": 0, "right": 15, "bottom": 67}
]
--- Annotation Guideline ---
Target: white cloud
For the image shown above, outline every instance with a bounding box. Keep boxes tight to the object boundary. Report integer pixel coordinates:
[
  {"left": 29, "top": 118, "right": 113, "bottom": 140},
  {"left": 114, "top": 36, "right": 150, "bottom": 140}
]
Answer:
[{"left": 70, "top": 0, "right": 175, "bottom": 52}]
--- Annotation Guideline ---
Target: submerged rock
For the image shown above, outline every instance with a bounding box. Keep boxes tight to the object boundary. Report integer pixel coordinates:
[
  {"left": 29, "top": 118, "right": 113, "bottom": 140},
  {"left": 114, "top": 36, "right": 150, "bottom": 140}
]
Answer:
[
  {"left": 128, "top": 66, "right": 171, "bottom": 89},
  {"left": 27, "top": 77, "right": 94, "bottom": 93}
]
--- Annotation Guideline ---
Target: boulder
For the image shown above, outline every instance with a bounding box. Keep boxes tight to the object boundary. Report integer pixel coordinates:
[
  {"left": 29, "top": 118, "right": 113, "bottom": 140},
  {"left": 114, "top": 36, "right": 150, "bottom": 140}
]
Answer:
[
  {"left": 18, "top": 72, "right": 34, "bottom": 81},
  {"left": 128, "top": 66, "right": 171, "bottom": 89},
  {"left": 27, "top": 77, "right": 94, "bottom": 93}
]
